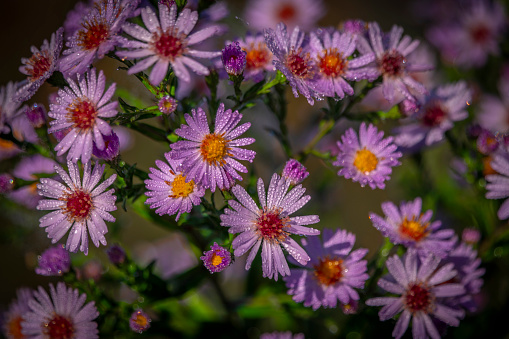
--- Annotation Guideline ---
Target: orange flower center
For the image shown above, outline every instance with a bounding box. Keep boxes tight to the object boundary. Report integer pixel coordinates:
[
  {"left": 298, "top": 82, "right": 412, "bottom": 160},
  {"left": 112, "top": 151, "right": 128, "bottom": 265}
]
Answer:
[
  {"left": 200, "top": 133, "right": 230, "bottom": 166},
  {"left": 211, "top": 252, "right": 223, "bottom": 266},
  {"left": 245, "top": 42, "right": 271, "bottom": 70},
  {"left": 353, "top": 148, "right": 378, "bottom": 173},
  {"left": 318, "top": 48, "right": 348, "bottom": 77},
  {"left": 167, "top": 174, "right": 194, "bottom": 198},
  {"left": 314, "top": 256, "right": 344, "bottom": 286},
  {"left": 399, "top": 216, "right": 429, "bottom": 242},
  {"left": 134, "top": 312, "right": 149, "bottom": 328}
]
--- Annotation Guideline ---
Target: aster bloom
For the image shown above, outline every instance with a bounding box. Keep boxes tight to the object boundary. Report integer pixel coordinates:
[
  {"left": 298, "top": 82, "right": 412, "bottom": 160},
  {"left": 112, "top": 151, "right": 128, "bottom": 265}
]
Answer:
[
  {"left": 129, "top": 310, "right": 151, "bottom": 333},
  {"left": 237, "top": 33, "right": 274, "bottom": 82},
  {"left": 92, "top": 131, "right": 120, "bottom": 160},
  {"left": 25, "top": 103, "right": 47, "bottom": 129},
  {"left": 284, "top": 228, "right": 368, "bottom": 310},
  {"left": 476, "top": 129, "right": 499, "bottom": 155},
  {"left": 60, "top": 0, "right": 133, "bottom": 76},
  {"left": 36, "top": 161, "right": 117, "bottom": 255},
  {"left": 48, "top": 68, "right": 118, "bottom": 164},
  {"left": 265, "top": 23, "right": 322, "bottom": 105},
  {"left": 369, "top": 197, "right": 456, "bottom": 258},
  {"left": 222, "top": 42, "right": 247, "bottom": 76},
  {"left": 158, "top": 95, "right": 178, "bottom": 114},
  {"left": 485, "top": 152, "right": 509, "bottom": 220},
  {"left": 2, "top": 288, "right": 33, "bottom": 339},
  {"left": 35, "top": 245, "right": 71, "bottom": 276},
  {"left": 201, "top": 242, "right": 232, "bottom": 273},
  {"left": 220, "top": 173, "right": 320, "bottom": 281},
  {"left": 366, "top": 252, "right": 465, "bottom": 339},
  {"left": 333, "top": 123, "right": 402, "bottom": 189},
  {"left": 117, "top": 3, "right": 221, "bottom": 85},
  {"left": 145, "top": 153, "right": 205, "bottom": 220},
  {"left": 169, "top": 103, "right": 256, "bottom": 192},
  {"left": 462, "top": 228, "right": 481, "bottom": 245},
  {"left": 282, "top": 158, "right": 309, "bottom": 185},
  {"left": 15, "top": 27, "right": 64, "bottom": 102},
  {"left": 0, "top": 82, "right": 26, "bottom": 134},
  {"left": 22, "top": 282, "right": 99, "bottom": 338}
]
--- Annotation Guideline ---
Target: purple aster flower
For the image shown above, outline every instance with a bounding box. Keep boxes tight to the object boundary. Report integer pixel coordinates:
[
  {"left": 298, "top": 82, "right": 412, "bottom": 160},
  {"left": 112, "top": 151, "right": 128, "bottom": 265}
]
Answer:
[
  {"left": 394, "top": 81, "right": 471, "bottom": 149},
  {"left": 48, "top": 68, "right": 118, "bottom": 164},
  {"left": 36, "top": 161, "right": 117, "bottom": 255},
  {"left": 341, "top": 20, "right": 368, "bottom": 36},
  {"left": 35, "top": 245, "right": 71, "bottom": 276},
  {"left": 369, "top": 197, "right": 456, "bottom": 259},
  {"left": 158, "top": 95, "right": 178, "bottom": 114},
  {"left": 60, "top": 0, "right": 133, "bottom": 76},
  {"left": 333, "top": 122, "right": 402, "bottom": 189},
  {"left": 476, "top": 129, "right": 499, "bottom": 155},
  {"left": 366, "top": 252, "right": 465, "bottom": 339},
  {"left": 244, "top": 0, "right": 324, "bottom": 32},
  {"left": 25, "top": 103, "right": 47, "bottom": 129},
  {"left": 0, "top": 82, "right": 27, "bottom": 134},
  {"left": 341, "top": 299, "right": 358, "bottom": 314},
  {"left": 222, "top": 42, "right": 247, "bottom": 76},
  {"left": 117, "top": 3, "right": 221, "bottom": 85},
  {"left": 220, "top": 173, "right": 320, "bottom": 281},
  {"left": 22, "top": 282, "right": 99, "bottom": 338},
  {"left": 107, "top": 244, "right": 126, "bottom": 265},
  {"left": 260, "top": 331, "right": 305, "bottom": 339},
  {"left": 462, "top": 228, "right": 481, "bottom": 245},
  {"left": 237, "top": 33, "right": 274, "bottom": 82},
  {"left": 309, "top": 29, "right": 377, "bottom": 99},
  {"left": 284, "top": 228, "right": 368, "bottom": 310},
  {"left": 485, "top": 152, "right": 509, "bottom": 220},
  {"left": 169, "top": 103, "right": 256, "bottom": 192},
  {"left": 15, "top": 27, "right": 64, "bottom": 102},
  {"left": 0, "top": 173, "right": 14, "bottom": 194},
  {"left": 282, "top": 158, "right": 309, "bottom": 185},
  {"left": 477, "top": 74, "right": 509, "bottom": 134},
  {"left": 265, "top": 23, "right": 322, "bottom": 105},
  {"left": 92, "top": 131, "right": 120, "bottom": 161},
  {"left": 145, "top": 153, "right": 205, "bottom": 220},
  {"left": 2, "top": 288, "right": 33, "bottom": 339},
  {"left": 200, "top": 242, "right": 232, "bottom": 273},
  {"left": 63, "top": 1, "right": 93, "bottom": 39},
  {"left": 129, "top": 309, "right": 151, "bottom": 333}
]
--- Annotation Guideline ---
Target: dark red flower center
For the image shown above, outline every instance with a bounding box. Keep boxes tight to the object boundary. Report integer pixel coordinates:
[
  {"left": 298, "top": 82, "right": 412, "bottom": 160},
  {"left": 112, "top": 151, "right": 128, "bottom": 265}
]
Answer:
[
  {"left": 26, "top": 51, "right": 51, "bottom": 81},
  {"left": 318, "top": 48, "right": 348, "bottom": 77},
  {"left": 64, "top": 190, "right": 93, "bottom": 222},
  {"left": 286, "top": 48, "right": 314, "bottom": 79},
  {"left": 152, "top": 29, "right": 186, "bottom": 60},
  {"left": 44, "top": 314, "right": 75, "bottom": 339},
  {"left": 470, "top": 25, "right": 491, "bottom": 44},
  {"left": 78, "top": 19, "right": 110, "bottom": 50},
  {"left": 405, "top": 283, "right": 433, "bottom": 313},
  {"left": 399, "top": 216, "right": 429, "bottom": 242},
  {"left": 379, "top": 50, "right": 406, "bottom": 77},
  {"left": 278, "top": 4, "right": 296, "bottom": 22},
  {"left": 256, "top": 207, "right": 289, "bottom": 242},
  {"left": 68, "top": 99, "right": 98, "bottom": 130},
  {"left": 245, "top": 42, "right": 271, "bottom": 70},
  {"left": 7, "top": 315, "right": 25, "bottom": 339},
  {"left": 314, "top": 256, "right": 344, "bottom": 286},
  {"left": 422, "top": 103, "right": 446, "bottom": 127}
]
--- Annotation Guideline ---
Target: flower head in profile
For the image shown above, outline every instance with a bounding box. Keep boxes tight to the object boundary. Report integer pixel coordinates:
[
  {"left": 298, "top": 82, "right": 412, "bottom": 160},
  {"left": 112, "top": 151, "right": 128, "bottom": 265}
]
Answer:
[
  {"left": 485, "top": 152, "right": 509, "bottom": 220},
  {"left": 237, "top": 33, "right": 274, "bottom": 82},
  {"left": 92, "top": 131, "right": 120, "bottom": 161},
  {"left": 48, "top": 68, "right": 118, "bottom": 164},
  {"left": 22, "top": 282, "right": 99, "bottom": 338},
  {"left": 169, "top": 103, "right": 256, "bottom": 192},
  {"left": 201, "top": 242, "right": 232, "bottom": 273},
  {"left": 220, "top": 173, "right": 320, "bottom": 281},
  {"left": 333, "top": 123, "right": 402, "bottom": 189},
  {"left": 366, "top": 252, "right": 465, "bottom": 339},
  {"left": 117, "top": 3, "right": 221, "bottom": 85},
  {"left": 2, "top": 288, "right": 33, "bottom": 339},
  {"left": 284, "top": 228, "right": 369, "bottom": 310},
  {"left": 36, "top": 161, "right": 117, "bottom": 255},
  {"left": 35, "top": 245, "right": 71, "bottom": 276},
  {"left": 145, "top": 153, "right": 205, "bottom": 220}
]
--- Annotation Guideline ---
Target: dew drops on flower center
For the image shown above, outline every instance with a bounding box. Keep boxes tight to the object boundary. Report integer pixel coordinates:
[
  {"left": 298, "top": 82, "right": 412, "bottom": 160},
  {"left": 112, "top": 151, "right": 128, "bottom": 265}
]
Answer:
[
  {"left": 380, "top": 50, "right": 406, "bottom": 77},
  {"left": 64, "top": 190, "right": 93, "bottom": 222},
  {"left": 68, "top": 99, "right": 98, "bottom": 130},
  {"left": 405, "top": 283, "right": 433, "bottom": 313},
  {"left": 152, "top": 29, "right": 186, "bottom": 60},
  {"left": 319, "top": 48, "right": 347, "bottom": 77},
  {"left": 44, "top": 314, "right": 75, "bottom": 339},
  {"left": 26, "top": 51, "right": 51, "bottom": 81},
  {"left": 314, "top": 256, "right": 344, "bottom": 286},
  {"left": 257, "top": 207, "right": 290, "bottom": 242}
]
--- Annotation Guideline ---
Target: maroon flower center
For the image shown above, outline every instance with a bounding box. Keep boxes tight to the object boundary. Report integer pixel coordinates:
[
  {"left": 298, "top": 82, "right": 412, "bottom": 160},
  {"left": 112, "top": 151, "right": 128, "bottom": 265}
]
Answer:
[
  {"left": 152, "top": 29, "right": 186, "bottom": 60},
  {"left": 278, "top": 3, "right": 296, "bottom": 22},
  {"left": 405, "top": 283, "right": 433, "bottom": 313},
  {"left": 379, "top": 50, "right": 406, "bottom": 77},
  {"left": 314, "top": 256, "right": 344, "bottom": 286},
  {"left": 26, "top": 51, "right": 51, "bottom": 81},
  {"left": 44, "top": 314, "right": 75, "bottom": 339},
  {"left": 256, "top": 207, "right": 289, "bottom": 242},
  {"left": 318, "top": 48, "right": 348, "bottom": 77},
  {"left": 64, "top": 190, "right": 93, "bottom": 222},
  {"left": 7, "top": 315, "right": 24, "bottom": 339},
  {"left": 78, "top": 19, "right": 110, "bottom": 50},
  {"left": 286, "top": 48, "right": 314, "bottom": 79},
  {"left": 68, "top": 99, "right": 98, "bottom": 130},
  {"left": 422, "top": 103, "right": 447, "bottom": 127},
  {"left": 470, "top": 25, "right": 491, "bottom": 44},
  {"left": 245, "top": 42, "right": 270, "bottom": 70}
]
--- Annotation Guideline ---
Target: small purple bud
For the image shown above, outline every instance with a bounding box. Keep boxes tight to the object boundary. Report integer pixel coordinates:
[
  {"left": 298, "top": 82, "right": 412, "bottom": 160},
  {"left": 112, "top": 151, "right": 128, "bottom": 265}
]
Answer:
[
  {"left": 282, "top": 159, "right": 309, "bottom": 185},
  {"left": 200, "top": 242, "right": 232, "bottom": 273},
  {"left": 462, "top": 228, "right": 481, "bottom": 245},
  {"left": 92, "top": 132, "right": 120, "bottom": 160},
  {"left": 221, "top": 42, "right": 247, "bottom": 76},
  {"left": 130, "top": 309, "right": 151, "bottom": 333},
  {"left": 107, "top": 244, "right": 126, "bottom": 265},
  {"left": 158, "top": 95, "right": 178, "bottom": 115},
  {"left": 476, "top": 129, "right": 499, "bottom": 155},
  {"left": 341, "top": 299, "right": 358, "bottom": 314},
  {"left": 0, "top": 173, "right": 14, "bottom": 194},
  {"left": 25, "top": 103, "right": 46, "bottom": 128},
  {"left": 398, "top": 98, "right": 420, "bottom": 117},
  {"left": 35, "top": 245, "right": 71, "bottom": 276}
]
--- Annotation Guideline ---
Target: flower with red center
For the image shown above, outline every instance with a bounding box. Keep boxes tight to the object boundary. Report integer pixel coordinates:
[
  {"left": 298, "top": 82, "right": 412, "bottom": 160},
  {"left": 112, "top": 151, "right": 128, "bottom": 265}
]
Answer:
[
  {"left": 237, "top": 33, "right": 274, "bottom": 82},
  {"left": 48, "top": 68, "right": 118, "bottom": 164},
  {"left": 129, "top": 310, "right": 151, "bottom": 333},
  {"left": 201, "top": 242, "right": 232, "bottom": 273},
  {"left": 369, "top": 197, "right": 456, "bottom": 259},
  {"left": 117, "top": 3, "right": 221, "bottom": 85},
  {"left": 22, "top": 282, "right": 99, "bottom": 339},
  {"left": 2, "top": 288, "right": 33, "bottom": 339},
  {"left": 169, "top": 103, "right": 256, "bottom": 192},
  {"left": 366, "top": 252, "right": 466, "bottom": 339},
  {"left": 284, "top": 228, "right": 368, "bottom": 310},
  {"left": 36, "top": 161, "right": 117, "bottom": 255},
  {"left": 220, "top": 173, "right": 320, "bottom": 281}
]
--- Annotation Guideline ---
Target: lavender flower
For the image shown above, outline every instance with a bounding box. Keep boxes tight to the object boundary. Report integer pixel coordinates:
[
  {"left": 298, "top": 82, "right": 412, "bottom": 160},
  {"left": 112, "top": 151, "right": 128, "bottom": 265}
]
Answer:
[
  {"left": 48, "top": 68, "right": 118, "bottom": 164},
  {"left": 284, "top": 228, "right": 368, "bottom": 310},
  {"left": 0, "top": 82, "right": 26, "bottom": 134},
  {"left": 0, "top": 173, "right": 14, "bottom": 194},
  {"left": 158, "top": 95, "right": 178, "bottom": 115},
  {"left": 36, "top": 161, "right": 117, "bottom": 255},
  {"left": 22, "top": 282, "right": 99, "bottom": 338},
  {"left": 107, "top": 244, "right": 126, "bottom": 265},
  {"left": 25, "top": 103, "right": 47, "bottom": 128},
  {"left": 222, "top": 42, "right": 247, "bottom": 76},
  {"left": 462, "top": 228, "right": 481, "bottom": 245},
  {"left": 369, "top": 197, "right": 456, "bottom": 258},
  {"left": 145, "top": 153, "right": 205, "bottom": 220},
  {"left": 92, "top": 131, "right": 120, "bottom": 161},
  {"left": 201, "top": 242, "right": 232, "bottom": 273},
  {"left": 35, "top": 245, "right": 71, "bottom": 276},
  {"left": 63, "top": 1, "right": 93, "bottom": 38},
  {"left": 366, "top": 252, "right": 465, "bottom": 339},
  {"left": 282, "top": 158, "right": 309, "bottom": 185},
  {"left": 117, "top": 3, "right": 221, "bottom": 85},
  {"left": 333, "top": 123, "right": 402, "bottom": 189},
  {"left": 485, "top": 152, "right": 509, "bottom": 220},
  {"left": 169, "top": 103, "right": 256, "bottom": 192},
  {"left": 220, "top": 173, "right": 320, "bottom": 281},
  {"left": 476, "top": 129, "right": 499, "bottom": 155},
  {"left": 237, "top": 33, "right": 274, "bottom": 82},
  {"left": 130, "top": 310, "right": 151, "bottom": 333},
  {"left": 2, "top": 288, "right": 33, "bottom": 339},
  {"left": 15, "top": 28, "right": 64, "bottom": 102}
]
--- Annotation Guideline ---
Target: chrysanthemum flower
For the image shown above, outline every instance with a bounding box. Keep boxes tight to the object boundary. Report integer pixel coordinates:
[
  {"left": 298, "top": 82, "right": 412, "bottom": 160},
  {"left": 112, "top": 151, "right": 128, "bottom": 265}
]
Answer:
[
  {"left": 36, "top": 161, "right": 117, "bottom": 255},
  {"left": 35, "top": 245, "right": 71, "bottom": 276},
  {"left": 369, "top": 197, "right": 456, "bottom": 258},
  {"left": 220, "top": 173, "right": 320, "bottom": 281},
  {"left": 129, "top": 310, "right": 151, "bottom": 333},
  {"left": 237, "top": 33, "right": 274, "bottom": 82},
  {"left": 265, "top": 23, "right": 322, "bottom": 105},
  {"left": 366, "top": 252, "right": 465, "bottom": 339},
  {"left": 333, "top": 122, "right": 402, "bottom": 189},
  {"left": 48, "top": 68, "right": 118, "bottom": 164},
  {"left": 15, "top": 28, "right": 64, "bottom": 102},
  {"left": 485, "top": 152, "right": 509, "bottom": 220},
  {"left": 201, "top": 242, "right": 232, "bottom": 273},
  {"left": 169, "top": 103, "right": 256, "bottom": 192},
  {"left": 117, "top": 3, "right": 221, "bottom": 85},
  {"left": 2, "top": 288, "right": 33, "bottom": 339},
  {"left": 145, "top": 153, "right": 205, "bottom": 220},
  {"left": 0, "top": 82, "right": 27, "bottom": 134},
  {"left": 22, "top": 282, "right": 99, "bottom": 338},
  {"left": 284, "top": 228, "right": 368, "bottom": 310}
]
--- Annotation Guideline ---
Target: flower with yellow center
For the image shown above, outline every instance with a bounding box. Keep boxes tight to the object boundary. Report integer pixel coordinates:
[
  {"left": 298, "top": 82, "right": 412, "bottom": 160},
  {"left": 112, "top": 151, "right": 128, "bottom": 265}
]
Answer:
[
  {"left": 353, "top": 148, "right": 379, "bottom": 173},
  {"left": 399, "top": 216, "right": 429, "bottom": 242},
  {"left": 200, "top": 133, "right": 231, "bottom": 166},
  {"left": 167, "top": 174, "right": 195, "bottom": 199}
]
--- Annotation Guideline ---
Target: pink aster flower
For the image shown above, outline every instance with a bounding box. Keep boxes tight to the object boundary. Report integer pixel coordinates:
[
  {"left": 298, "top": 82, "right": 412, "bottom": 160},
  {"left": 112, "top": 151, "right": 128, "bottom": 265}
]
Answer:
[
  {"left": 369, "top": 197, "right": 456, "bottom": 259},
  {"left": 145, "top": 153, "right": 205, "bottom": 220},
  {"left": 200, "top": 242, "right": 232, "bottom": 273},
  {"left": 48, "top": 68, "right": 118, "bottom": 164},
  {"left": 15, "top": 27, "right": 64, "bottom": 102},
  {"left": 129, "top": 309, "right": 151, "bottom": 333},
  {"left": 0, "top": 82, "right": 27, "bottom": 134},
  {"left": 220, "top": 173, "right": 320, "bottom": 281},
  {"left": 36, "top": 161, "right": 117, "bottom": 255},
  {"left": 485, "top": 152, "right": 509, "bottom": 220},
  {"left": 2, "top": 288, "right": 33, "bottom": 339},
  {"left": 22, "top": 282, "right": 99, "bottom": 339},
  {"left": 169, "top": 103, "right": 256, "bottom": 192},
  {"left": 366, "top": 252, "right": 465, "bottom": 339},
  {"left": 117, "top": 3, "right": 221, "bottom": 85},
  {"left": 284, "top": 228, "right": 368, "bottom": 310},
  {"left": 237, "top": 33, "right": 274, "bottom": 82},
  {"left": 333, "top": 122, "right": 402, "bottom": 189}
]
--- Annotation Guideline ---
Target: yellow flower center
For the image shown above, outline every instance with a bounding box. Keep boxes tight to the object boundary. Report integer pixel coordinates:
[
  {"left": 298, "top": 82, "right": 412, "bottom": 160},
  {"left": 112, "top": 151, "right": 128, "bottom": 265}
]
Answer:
[
  {"left": 211, "top": 253, "right": 223, "bottom": 266},
  {"left": 399, "top": 216, "right": 429, "bottom": 242},
  {"left": 168, "top": 174, "right": 194, "bottom": 198},
  {"left": 200, "top": 133, "right": 230, "bottom": 166},
  {"left": 134, "top": 313, "right": 149, "bottom": 328},
  {"left": 313, "top": 256, "right": 344, "bottom": 286},
  {"left": 353, "top": 148, "right": 378, "bottom": 173}
]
